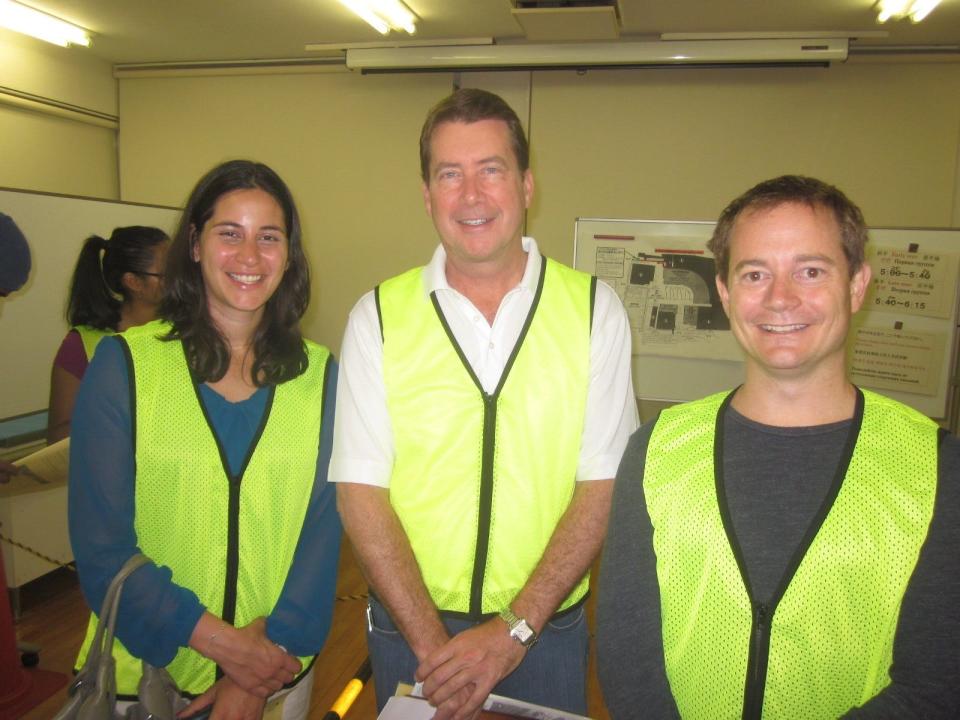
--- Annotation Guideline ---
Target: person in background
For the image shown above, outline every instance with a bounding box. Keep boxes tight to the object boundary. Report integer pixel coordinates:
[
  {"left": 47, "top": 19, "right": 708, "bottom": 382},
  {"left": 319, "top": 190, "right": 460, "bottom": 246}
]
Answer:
[
  {"left": 47, "top": 225, "right": 169, "bottom": 443},
  {"left": 597, "top": 175, "right": 960, "bottom": 719},
  {"left": 0, "top": 212, "right": 31, "bottom": 297},
  {"left": 0, "top": 212, "right": 32, "bottom": 483},
  {"left": 69, "top": 160, "right": 340, "bottom": 720},
  {"left": 333, "top": 88, "right": 637, "bottom": 718}
]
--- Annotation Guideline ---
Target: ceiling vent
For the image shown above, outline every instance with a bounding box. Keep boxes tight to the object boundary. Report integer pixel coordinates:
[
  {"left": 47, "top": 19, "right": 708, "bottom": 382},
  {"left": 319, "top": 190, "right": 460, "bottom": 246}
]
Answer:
[{"left": 509, "top": 0, "right": 622, "bottom": 41}]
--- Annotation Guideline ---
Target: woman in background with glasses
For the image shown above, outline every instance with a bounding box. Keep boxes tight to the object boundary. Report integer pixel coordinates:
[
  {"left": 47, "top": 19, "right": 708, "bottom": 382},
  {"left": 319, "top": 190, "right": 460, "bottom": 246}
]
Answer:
[{"left": 48, "top": 225, "right": 169, "bottom": 443}]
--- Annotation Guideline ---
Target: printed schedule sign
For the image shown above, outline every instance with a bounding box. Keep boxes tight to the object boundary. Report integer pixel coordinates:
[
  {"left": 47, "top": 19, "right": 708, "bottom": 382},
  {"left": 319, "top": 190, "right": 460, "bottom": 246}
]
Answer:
[
  {"left": 849, "top": 327, "right": 945, "bottom": 396},
  {"left": 868, "top": 246, "right": 958, "bottom": 319}
]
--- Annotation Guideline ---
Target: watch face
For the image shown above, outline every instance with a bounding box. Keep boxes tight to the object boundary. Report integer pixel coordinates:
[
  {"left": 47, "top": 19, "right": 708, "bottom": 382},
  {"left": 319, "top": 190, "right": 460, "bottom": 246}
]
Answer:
[
  {"left": 501, "top": 608, "right": 537, "bottom": 646},
  {"left": 511, "top": 620, "right": 536, "bottom": 646}
]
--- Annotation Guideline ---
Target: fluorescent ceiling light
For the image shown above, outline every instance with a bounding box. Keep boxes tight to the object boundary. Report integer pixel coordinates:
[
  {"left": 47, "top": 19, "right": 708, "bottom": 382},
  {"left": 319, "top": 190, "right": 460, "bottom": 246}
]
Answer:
[
  {"left": 338, "top": 0, "right": 417, "bottom": 35},
  {"left": 0, "top": 0, "right": 90, "bottom": 47},
  {"left": 345, "top": 39, "right": 849, "bottom": 72},
  {"left": 876, "top": 0, "right": 942, "bottom": 22},
  {"left": 906, "top": 0, "right": 941, "bottom": 21}
]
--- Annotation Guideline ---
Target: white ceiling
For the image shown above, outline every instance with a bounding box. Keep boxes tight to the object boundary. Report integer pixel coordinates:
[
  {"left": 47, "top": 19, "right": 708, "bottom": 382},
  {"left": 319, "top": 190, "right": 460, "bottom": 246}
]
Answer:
[{"left": 20, "top": 0, "right": 960, "bottom": 65}]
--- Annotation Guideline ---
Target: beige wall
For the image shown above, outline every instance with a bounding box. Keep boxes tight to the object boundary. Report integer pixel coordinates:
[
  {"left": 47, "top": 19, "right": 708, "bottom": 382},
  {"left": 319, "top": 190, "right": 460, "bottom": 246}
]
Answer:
[
  {"left": 0, "top": 27, "right": 116, "bottom": 114},
  {"left": 116, "top": 60, "right": 960, "bottom": 363},
  {"left": 527, "top": 61, "right": 960, "bottom": 265},
  {"left": 522, "top": 60, "right": 960, "bottom": 420},
  {"left": 0, "top": 32, "right": 120, "bottom": 417},
  {"left": 0, "top": 105, "right": 118, "bottom": 197},
  {"left": 0, "top": 28, "right": 118, "bottom": 197},
  {"left": 118, "top": 71, "right": 455, "bottom": 351}
]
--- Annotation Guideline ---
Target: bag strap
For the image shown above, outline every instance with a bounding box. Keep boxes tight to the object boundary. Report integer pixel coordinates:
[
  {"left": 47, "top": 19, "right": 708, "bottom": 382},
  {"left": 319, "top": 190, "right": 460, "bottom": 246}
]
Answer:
[
  {"left": 67, "top": 554, "right": 150, "bottom": 692},
  {"left": 53, "top": 553, "right": 152, "bottom": 720},
  {"left": 87, "top": 554, "right": 151, "bottom": 670}
]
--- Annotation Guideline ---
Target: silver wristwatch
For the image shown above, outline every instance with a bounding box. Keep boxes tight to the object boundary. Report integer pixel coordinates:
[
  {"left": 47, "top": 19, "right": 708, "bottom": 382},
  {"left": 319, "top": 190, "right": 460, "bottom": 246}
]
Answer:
[{"left": 499, "top": 607, "right": 538, "bottom": 647}]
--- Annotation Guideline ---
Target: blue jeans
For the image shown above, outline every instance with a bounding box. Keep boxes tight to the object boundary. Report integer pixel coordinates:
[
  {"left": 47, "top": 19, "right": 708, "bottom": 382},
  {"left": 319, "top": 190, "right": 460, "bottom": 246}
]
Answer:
[{"left": 366, "top": 597, "right": 589, "bottom": 713}]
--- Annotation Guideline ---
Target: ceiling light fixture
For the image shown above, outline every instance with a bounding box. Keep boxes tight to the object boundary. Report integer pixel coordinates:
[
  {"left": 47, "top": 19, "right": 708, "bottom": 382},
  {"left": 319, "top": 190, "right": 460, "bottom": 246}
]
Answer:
[
  {"left": 0, "top": 0, "right": 90, "bottom": 47},
  {"left": 338, "top": 0, "right": 417, "bottom": 35},
  {"left": 876, "top": 0, "right": 942, "bottom": 23}
]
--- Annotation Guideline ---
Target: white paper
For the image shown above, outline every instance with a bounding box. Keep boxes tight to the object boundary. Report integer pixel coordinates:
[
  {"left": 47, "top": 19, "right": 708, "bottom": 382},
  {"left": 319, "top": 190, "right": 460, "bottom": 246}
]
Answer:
[
  {"left": 378, "top": 696, "right": 437, "bottom": 719},
  {"left": 398, "top": 682, "right": 592, "bottom": 720}
]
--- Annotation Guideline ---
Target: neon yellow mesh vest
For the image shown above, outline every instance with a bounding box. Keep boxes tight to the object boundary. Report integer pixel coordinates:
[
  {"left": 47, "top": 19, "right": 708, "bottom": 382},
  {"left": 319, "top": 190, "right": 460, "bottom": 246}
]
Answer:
[
  {"left": 645, "top": 388, "right": 938, "bottom": 719},
  {"left": 75, "top": 324, "right": 112, "bottom": 360},
  {"left": 378, "top": 257, "right": 592, "bottom": 617},
  {"left": 76, "top": 320, "right": 330, "bottom": 696}
]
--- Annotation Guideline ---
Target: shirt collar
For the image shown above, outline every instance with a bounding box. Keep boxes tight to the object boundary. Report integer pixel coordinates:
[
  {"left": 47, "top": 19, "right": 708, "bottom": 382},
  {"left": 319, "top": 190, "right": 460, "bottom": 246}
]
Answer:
[{"left": 422, "top": 236, "right": 542, "bottom": 297}]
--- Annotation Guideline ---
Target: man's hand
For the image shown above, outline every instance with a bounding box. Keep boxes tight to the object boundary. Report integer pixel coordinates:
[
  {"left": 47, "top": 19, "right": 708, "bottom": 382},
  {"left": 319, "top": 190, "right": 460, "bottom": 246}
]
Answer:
[
  {"left": 190, "top": 615, "right": 300, "bottom": 697},
  {"left": 177, "top": 677, "right": 266, "bottom": 720},
  {"left": 415, "top": 618, "right": 526, "bottom": 720}
]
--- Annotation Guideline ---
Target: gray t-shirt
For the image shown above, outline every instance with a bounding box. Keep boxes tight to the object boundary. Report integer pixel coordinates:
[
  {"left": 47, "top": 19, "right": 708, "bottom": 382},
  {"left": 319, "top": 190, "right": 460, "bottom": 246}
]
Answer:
[{"left": 597, "top": 398, "right": 960, "bottom": 719}]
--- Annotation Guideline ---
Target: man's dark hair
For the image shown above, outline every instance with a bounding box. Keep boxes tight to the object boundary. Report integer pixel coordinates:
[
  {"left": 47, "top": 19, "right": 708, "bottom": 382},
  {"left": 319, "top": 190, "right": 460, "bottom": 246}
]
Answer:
[
  {"left": 419, "top": 88, "right": 529, "bottom": 182},
  {"left": 161, "top": 159, "right": 310, "bottom": 385},
  {"left": 708, "top": 175, "right": 868, "bottom": 281}
]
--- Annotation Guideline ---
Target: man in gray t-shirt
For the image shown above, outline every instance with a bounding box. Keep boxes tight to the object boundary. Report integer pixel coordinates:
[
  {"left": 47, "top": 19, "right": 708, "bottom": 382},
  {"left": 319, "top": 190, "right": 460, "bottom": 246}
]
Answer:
[{"left": 598, "top": 175, "right": 959, "bottom": 719}]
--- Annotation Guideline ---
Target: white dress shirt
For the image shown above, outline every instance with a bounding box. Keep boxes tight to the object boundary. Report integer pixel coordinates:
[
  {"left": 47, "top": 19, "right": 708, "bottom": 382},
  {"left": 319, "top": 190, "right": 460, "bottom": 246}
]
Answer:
[{"left": 330, "top": 236, "right": 638, "bottom": 488}]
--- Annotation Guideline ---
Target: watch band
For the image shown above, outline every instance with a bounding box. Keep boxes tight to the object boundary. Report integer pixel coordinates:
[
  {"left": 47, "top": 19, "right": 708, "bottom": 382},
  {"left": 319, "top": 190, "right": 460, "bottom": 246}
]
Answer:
[{"left": 499, "top": 607, "right": 538, "bottom": 647}]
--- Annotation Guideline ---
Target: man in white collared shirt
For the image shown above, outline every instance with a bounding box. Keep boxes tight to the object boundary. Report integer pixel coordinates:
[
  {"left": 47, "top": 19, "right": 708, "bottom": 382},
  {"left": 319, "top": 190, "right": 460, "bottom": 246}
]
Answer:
[{"left": 331, "top": 88, "right": 637, "bottom": 719}]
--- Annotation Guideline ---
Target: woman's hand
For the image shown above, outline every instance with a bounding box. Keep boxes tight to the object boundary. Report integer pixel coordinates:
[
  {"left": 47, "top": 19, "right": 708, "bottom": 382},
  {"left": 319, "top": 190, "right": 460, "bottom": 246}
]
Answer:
[
  {"left": 190, "top": 614, "right": 301, "bottom": 696},
  {"left": 177, "top": 677, "right": 266, "bottom": 720}
]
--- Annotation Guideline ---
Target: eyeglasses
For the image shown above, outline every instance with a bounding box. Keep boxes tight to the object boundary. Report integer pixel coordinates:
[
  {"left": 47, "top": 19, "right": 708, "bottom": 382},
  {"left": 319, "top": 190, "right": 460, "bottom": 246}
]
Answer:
[{"left": 136, "top": 271, "right": 165, "bottom": 278}]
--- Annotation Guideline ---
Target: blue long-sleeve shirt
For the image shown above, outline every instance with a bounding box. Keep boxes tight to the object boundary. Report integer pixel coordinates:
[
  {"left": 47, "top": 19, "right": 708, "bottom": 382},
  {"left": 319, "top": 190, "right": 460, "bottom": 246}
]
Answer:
[{"left": 68, "top": 336, "right": 341, "bottom": 667}]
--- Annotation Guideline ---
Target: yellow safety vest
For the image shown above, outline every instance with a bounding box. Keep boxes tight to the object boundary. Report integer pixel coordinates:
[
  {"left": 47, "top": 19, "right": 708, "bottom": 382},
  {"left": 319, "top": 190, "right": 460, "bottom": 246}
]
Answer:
[
  {"left": 645, "top": 388, "right": 938, "bottom": 719},
  {"left": 74, "top": 324, "right": 112, "bottom": 361},
  {"left": 76, "top": 320, "right": 329, "bottom": 696},
  {"left": 379, "top": 257, "right": 593, "bottom": 617}
]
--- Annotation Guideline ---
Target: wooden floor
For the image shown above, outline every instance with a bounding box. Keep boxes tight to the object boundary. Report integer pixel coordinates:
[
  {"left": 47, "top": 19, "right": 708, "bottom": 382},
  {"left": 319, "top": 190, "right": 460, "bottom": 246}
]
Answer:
[{"left": 12, "top": 538, "right": 611, "bottom": 719}]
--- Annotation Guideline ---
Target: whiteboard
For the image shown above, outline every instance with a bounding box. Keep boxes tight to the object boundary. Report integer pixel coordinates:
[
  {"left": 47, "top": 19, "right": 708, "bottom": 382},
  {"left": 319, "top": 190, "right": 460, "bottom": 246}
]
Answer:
[
  {"left": 575, "top": 218, "right": 960, "bottom": 420},
  {"left": 0, "top": 188, "right": 181, "bottom": 419}
]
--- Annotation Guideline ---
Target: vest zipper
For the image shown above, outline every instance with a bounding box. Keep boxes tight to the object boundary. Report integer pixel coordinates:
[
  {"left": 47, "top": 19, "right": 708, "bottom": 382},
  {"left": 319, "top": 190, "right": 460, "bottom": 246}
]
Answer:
[
  {"left": 171, "top": 351, "right": 278, "bottom": 684},
  {"left": 426, "top": 260, "right": 548, "bottom": 618},
  {"left": 742, "top": 601, "right": 771, "bottom": 719},
  {"left": 223, "top": 475, "right": 242, "bottom": 625},
  {"left": 713, "top": 390, "right": 865, "bottom": 720},
  {"left": 469, "top": 392, "right": 498, "bottom": 617},
  {"left": 215, "top": 474, "right": 243, "bottom": 681}
]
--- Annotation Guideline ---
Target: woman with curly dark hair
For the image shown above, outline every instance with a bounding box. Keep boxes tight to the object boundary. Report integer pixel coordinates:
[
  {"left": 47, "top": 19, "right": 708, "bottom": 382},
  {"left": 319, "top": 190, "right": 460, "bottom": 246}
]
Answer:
[{"left": 68, "top": 160, "right": 340, "bottom": 720}]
